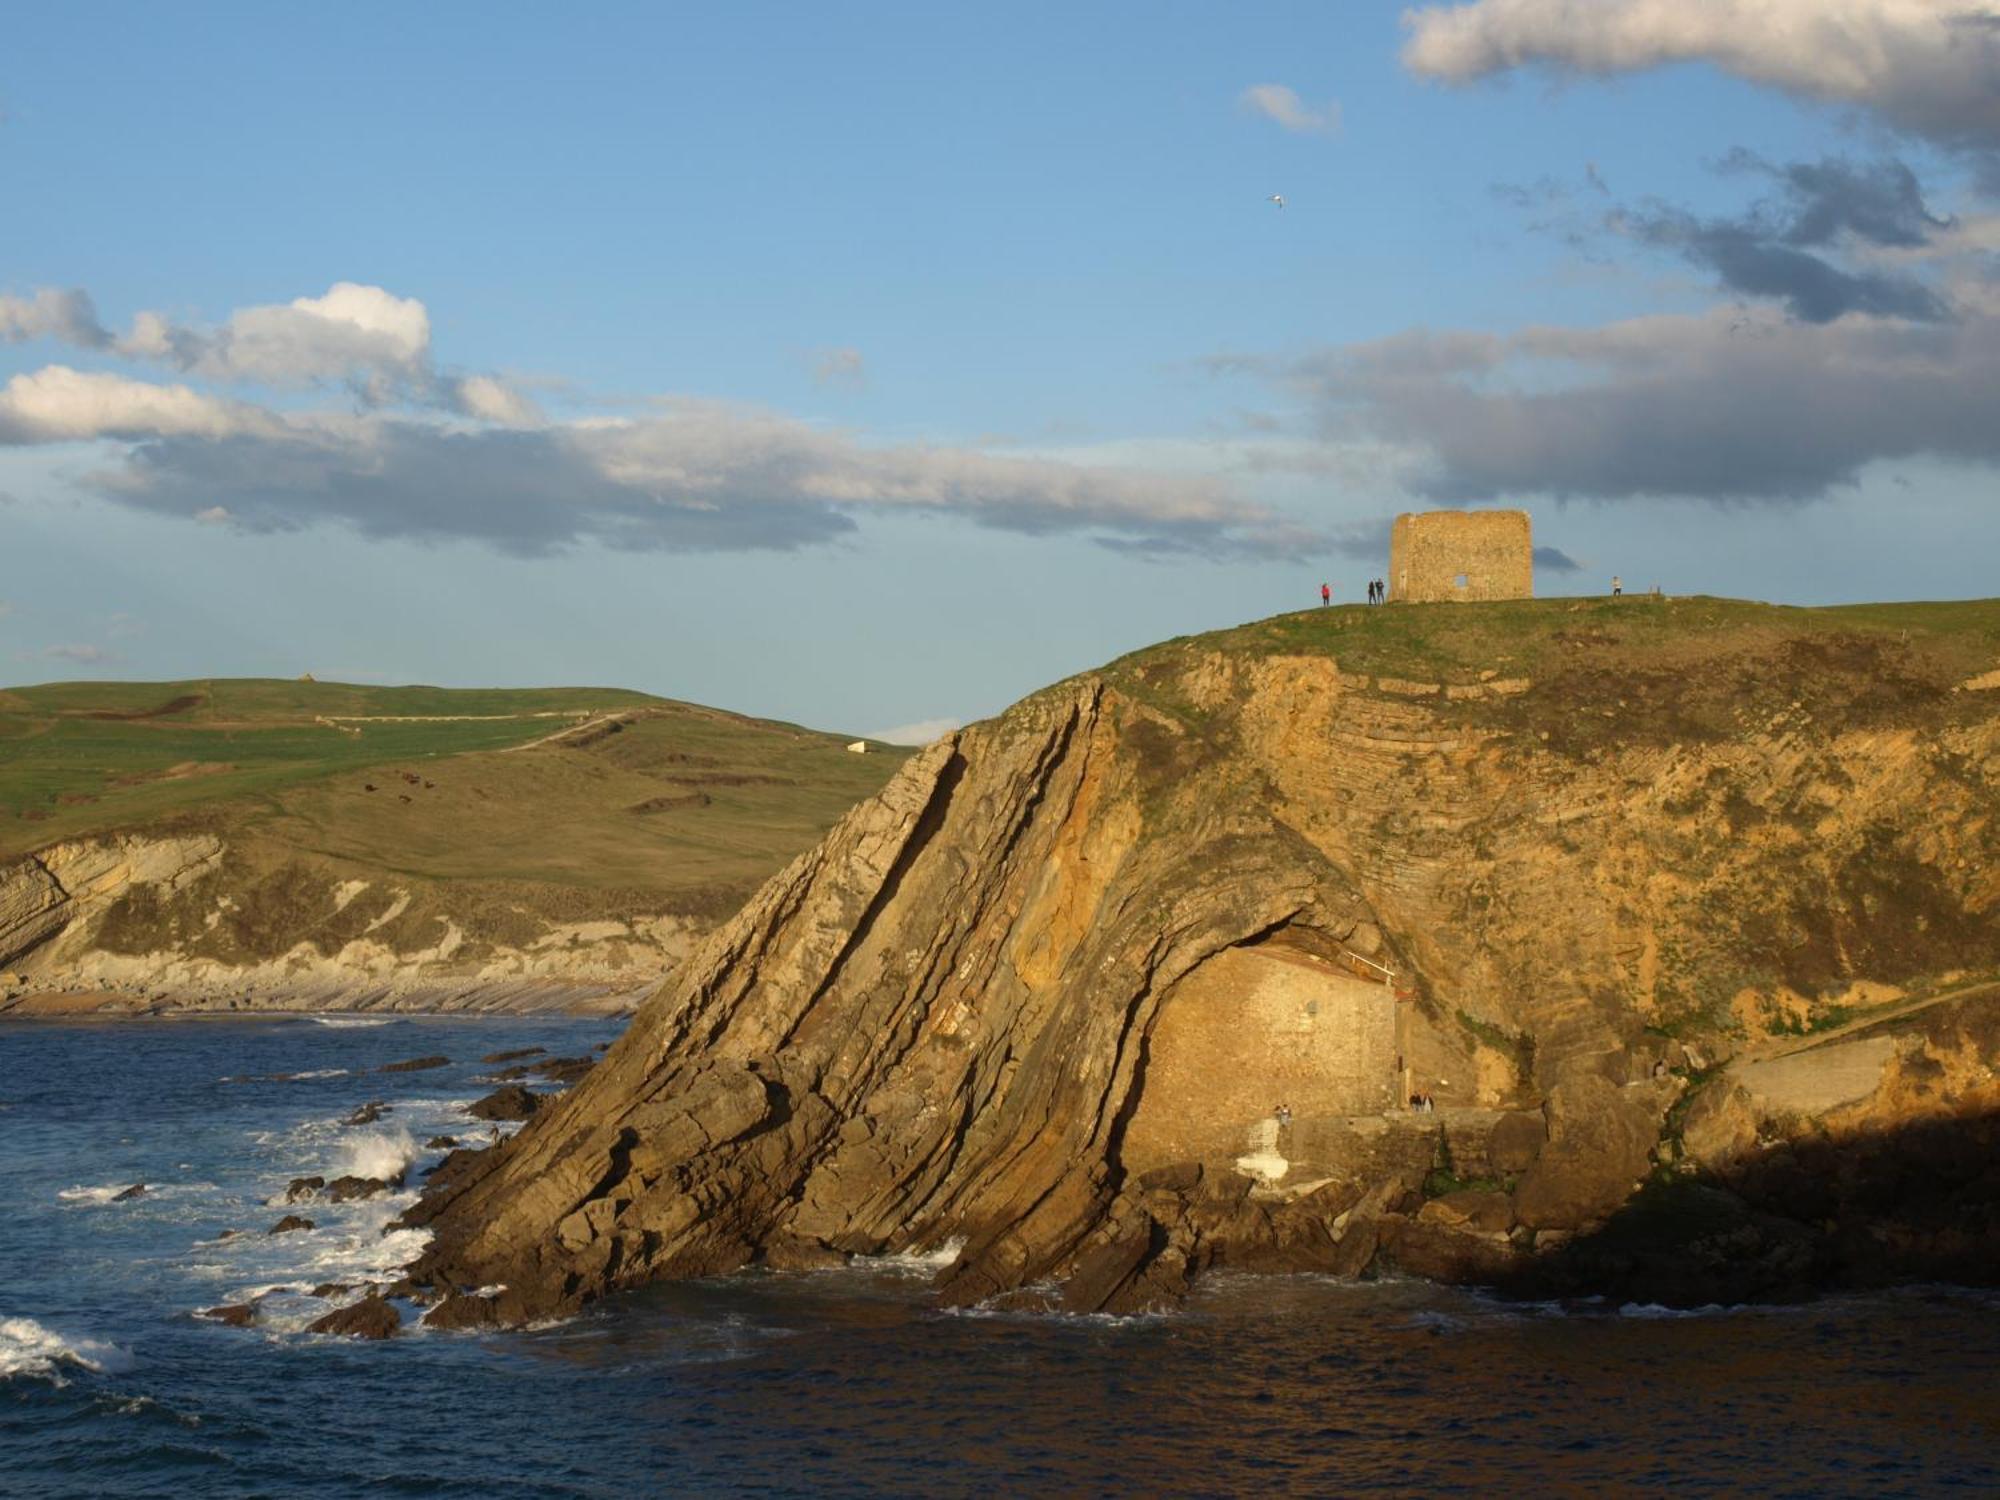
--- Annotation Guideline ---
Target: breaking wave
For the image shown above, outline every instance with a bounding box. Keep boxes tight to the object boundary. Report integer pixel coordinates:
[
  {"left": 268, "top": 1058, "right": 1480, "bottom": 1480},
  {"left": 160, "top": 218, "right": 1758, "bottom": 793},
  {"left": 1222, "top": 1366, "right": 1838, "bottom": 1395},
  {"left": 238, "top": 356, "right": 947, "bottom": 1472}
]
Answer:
[
  {"left": 334, "top": 1128, "right": 417, "bottom": 1183},
  {"left": 0, "top": 1317, "right": 132, "bottom": 1382}
]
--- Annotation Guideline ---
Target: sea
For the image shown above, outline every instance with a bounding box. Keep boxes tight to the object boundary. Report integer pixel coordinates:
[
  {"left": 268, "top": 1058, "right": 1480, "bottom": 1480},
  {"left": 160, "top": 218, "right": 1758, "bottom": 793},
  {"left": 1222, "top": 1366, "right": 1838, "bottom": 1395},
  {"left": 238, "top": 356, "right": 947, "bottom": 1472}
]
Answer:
[{"left": 2, "top": 1015, "right": 1997, "bottom": 1498}]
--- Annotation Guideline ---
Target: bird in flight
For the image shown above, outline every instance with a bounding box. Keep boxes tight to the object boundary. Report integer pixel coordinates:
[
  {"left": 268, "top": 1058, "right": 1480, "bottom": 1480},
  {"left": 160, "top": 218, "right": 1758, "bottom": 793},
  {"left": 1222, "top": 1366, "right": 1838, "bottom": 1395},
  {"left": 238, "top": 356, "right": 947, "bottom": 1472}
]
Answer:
[{"left": 1267, "top": 194, "right": 1286, "bottom": 209}]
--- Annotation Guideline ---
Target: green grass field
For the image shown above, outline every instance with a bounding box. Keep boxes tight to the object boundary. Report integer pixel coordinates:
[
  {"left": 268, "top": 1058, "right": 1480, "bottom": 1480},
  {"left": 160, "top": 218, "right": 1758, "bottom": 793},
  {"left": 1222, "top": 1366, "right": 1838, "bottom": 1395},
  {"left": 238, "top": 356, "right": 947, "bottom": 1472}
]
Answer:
[{"left": 0, "top": 680, "right": 911, "bottom": 921}]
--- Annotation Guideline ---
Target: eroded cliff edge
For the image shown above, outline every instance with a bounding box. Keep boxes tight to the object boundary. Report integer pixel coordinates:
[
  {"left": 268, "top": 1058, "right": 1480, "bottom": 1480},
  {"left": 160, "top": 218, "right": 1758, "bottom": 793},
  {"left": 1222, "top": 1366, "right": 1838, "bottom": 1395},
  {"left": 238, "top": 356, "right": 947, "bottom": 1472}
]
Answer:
[{"left": 405, "top": 600, "right": 2000, "bottom": 1321}]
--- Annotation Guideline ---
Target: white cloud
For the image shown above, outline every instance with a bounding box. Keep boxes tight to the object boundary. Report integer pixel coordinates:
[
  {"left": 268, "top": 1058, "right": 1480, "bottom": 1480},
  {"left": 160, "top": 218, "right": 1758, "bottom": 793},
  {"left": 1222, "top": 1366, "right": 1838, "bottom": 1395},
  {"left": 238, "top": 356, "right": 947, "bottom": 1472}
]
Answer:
[
  {"left": 866, "top": 716, "right": 963, "bottom": 745},
  {"left": 1239, "top": 83, "right": 1342, "bottom": 134},
  {"left": 137, "top": 281, "right": 433, "bottom": 392},
  {"left": 193, "top": 505, "right": 232, "bottom": 525},
  {"left": 43, "top": 643, "right": 112, "bottom": 664},
  {"left": 1402, "top": 1, "right": 2000, "bottom": 156},
  {"left": 810, "top": 346, "right": 867, "bottom": 390},
  {"left": 0, "top": 366, "right": 276, "bottom": 443},
  {"left": 451, "top": 373, "right": 544, "bottom": 427},
  {"left": 0, "top": 288, "right": 109, "bottom": 348}
]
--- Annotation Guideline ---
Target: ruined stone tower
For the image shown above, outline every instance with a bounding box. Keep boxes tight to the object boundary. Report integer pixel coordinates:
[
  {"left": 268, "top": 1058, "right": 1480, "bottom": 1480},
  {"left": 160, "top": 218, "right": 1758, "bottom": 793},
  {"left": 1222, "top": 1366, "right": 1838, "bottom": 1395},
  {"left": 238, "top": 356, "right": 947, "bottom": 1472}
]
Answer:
[{"left": 1389, "top": 509, "right": 1532, "bottom": 603}]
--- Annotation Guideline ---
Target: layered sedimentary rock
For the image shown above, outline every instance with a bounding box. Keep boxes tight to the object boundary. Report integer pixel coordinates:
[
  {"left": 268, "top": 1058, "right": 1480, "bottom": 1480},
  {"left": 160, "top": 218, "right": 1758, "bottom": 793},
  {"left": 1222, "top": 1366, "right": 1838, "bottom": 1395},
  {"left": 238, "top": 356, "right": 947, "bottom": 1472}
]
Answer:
[
  {"left": 407, "top": 612, "right": 2000, "bottom": 1320},
  {"left": 0, "top": 833, "right": 698, "bottom": 1014}
]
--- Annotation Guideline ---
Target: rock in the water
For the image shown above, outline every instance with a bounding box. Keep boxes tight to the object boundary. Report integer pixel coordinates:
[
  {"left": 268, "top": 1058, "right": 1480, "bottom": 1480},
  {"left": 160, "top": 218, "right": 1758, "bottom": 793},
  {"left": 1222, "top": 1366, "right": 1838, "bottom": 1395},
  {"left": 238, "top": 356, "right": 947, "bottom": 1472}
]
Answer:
[
  {"left": 306, "top": 1297, "right": 400, "bottom": 1339},
  {"left": 466, "top": 1085, "right": 540, "bottom": 1122},
  {"left": 422, "top": 1292, "right": 503, "bottom": 1331},
  {"left": 110, "top": 1183, "right": 147, "bottom": 1203},
  {"left": 425, "top": 1136, "right": 458, "bottom": 1150},
  {"left": 481, "top": 1047, "right": 546, "bottom": 1064},
  {"left": 325, "top": 1174, "right": 402, "bottom": 1203},
  {"left": 285, "top": 1175, "right": 325, "bottom": 1203},
  {"left": 532, "top": 1056, "right": 595, "bottom": 1086},
  {"left": 343, "top": 1100, "right": 390, "bottom": 1126},
  {"left": 310, "top": 1282, "right": 353, "bottom": 1299},
  {"left": 201, "top": 1303, "right": 258, "bottom": 1327},
  {"left": 269, "top": 1214, "right": 316, "bottom": 1235},
  {"left": 380, "top": 1055, "right": 451, "bottom": 1074}
]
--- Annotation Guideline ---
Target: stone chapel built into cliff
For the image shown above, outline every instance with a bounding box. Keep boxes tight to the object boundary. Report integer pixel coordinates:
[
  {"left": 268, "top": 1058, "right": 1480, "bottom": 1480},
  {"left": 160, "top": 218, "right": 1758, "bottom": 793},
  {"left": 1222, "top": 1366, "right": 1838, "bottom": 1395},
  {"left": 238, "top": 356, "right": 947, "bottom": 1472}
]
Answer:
[{"left": 1389, "top": 508, "right": 1533, "bottom": 603}]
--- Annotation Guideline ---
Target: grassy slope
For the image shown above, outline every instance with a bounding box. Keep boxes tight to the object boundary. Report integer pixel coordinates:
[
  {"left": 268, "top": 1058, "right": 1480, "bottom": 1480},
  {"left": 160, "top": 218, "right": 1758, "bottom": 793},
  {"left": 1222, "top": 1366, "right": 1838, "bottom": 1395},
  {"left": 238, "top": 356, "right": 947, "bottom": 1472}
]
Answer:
[
  {"left": 0, "top": 680, "right": 909, "bottom": 920},
  {"left": 1098, "top": 595, "right": 2000, "bottom": 734}
]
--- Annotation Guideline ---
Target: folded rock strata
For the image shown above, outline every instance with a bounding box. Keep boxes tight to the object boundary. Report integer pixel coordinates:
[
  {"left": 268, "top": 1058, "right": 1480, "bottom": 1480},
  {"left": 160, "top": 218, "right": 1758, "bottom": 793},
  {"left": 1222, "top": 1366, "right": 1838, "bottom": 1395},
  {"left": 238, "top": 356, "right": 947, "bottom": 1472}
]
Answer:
[{"left": 407, "top": 623, "right": 2000, "bottom": 1321}]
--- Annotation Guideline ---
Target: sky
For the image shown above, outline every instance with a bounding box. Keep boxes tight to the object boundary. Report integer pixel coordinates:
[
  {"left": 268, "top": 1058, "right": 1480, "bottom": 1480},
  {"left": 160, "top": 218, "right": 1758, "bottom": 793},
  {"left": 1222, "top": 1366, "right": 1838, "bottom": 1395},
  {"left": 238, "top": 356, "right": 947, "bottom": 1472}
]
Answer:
[{"left": 3, "top": 1, "right": 1998, "bottom": 739}]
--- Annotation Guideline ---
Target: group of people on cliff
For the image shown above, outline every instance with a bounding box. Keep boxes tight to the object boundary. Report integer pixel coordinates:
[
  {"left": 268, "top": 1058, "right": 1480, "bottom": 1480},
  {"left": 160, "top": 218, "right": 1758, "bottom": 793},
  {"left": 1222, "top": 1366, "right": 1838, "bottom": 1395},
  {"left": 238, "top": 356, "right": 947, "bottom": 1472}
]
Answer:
[{"left": 1318, "top": 580, "right": 1390, "bottom": 607}]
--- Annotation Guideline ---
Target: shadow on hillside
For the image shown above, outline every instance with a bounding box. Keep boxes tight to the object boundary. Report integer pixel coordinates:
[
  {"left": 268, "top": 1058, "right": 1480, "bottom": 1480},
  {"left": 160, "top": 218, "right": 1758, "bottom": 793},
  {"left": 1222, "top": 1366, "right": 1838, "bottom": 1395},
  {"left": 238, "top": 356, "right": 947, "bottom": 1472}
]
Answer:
[{"left": 1495, "top": 1107, "right": 2000, "bottom": 1308}]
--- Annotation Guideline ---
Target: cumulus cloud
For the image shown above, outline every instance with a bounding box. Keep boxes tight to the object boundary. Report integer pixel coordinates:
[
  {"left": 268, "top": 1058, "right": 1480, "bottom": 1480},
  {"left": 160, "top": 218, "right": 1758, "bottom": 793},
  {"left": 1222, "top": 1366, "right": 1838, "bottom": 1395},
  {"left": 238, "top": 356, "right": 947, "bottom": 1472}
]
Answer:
[
  {"left": 0, "top": 288, "right": 110, "bottom": 348},
  {"left": 449, "top": 373, "right": 544, "bottom": 427},
  {"left": 56, "top": 394, "right": 1297, "bottom": 556},
  {"left": 1615, "top": 152, "right": 1954, "bottom": 322},
  {"left": 1239, "top": 83, "right": 1342, "bottom": 134},
  {"left": 1235, "top": 295, "right": 2000, "bottom": 503},
  {"left": 1532, "top": 544, "right": 1583, "bottom": 573},
  {"left": 126, "top": 281, "right": 433, "bottom": 395},
  {"left": 0, "top": 366, "right": 277, "bottom": 443},
  {"left": 1403, "top": 1, "right": 2000, "bottom": 163},
  {"left": 0, "top": 278, "right": 1306, "bottom": 556}
]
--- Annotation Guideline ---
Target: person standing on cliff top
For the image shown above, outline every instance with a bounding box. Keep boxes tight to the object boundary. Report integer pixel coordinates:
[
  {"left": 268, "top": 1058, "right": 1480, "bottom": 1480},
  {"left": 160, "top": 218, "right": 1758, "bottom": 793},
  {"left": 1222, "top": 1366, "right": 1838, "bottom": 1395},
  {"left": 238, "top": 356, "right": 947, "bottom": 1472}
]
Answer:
[
  {"left": 1320, "top": 582, "right": 1331, "bottom": 607},
  {"left": 1611, "top": 575, "right": 1622, "bottom": 597}
]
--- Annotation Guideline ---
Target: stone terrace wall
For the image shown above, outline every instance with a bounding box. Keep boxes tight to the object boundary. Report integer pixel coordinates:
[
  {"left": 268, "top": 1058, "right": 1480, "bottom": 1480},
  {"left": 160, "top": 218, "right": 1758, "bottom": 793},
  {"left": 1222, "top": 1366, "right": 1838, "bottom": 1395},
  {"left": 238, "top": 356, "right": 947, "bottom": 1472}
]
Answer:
[{"left": 1389, "top": 510, "right": 1533, "bottom": 603}]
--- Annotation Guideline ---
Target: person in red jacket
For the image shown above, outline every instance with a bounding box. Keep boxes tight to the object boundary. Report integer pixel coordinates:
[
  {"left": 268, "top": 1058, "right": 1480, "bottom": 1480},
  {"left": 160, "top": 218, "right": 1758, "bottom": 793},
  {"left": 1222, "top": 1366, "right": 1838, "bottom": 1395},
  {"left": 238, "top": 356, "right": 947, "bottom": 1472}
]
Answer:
[{"left": 1320, "top": 582, "right": 1331, "bottom": 607}]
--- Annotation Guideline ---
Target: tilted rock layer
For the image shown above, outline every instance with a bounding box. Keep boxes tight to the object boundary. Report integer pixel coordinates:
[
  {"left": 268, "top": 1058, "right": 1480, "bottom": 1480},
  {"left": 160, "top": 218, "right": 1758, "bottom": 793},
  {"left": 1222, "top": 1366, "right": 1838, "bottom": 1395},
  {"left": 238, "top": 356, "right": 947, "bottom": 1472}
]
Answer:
[{"left": 408, "top": 600, "right": 2000, "bottom": 1319}]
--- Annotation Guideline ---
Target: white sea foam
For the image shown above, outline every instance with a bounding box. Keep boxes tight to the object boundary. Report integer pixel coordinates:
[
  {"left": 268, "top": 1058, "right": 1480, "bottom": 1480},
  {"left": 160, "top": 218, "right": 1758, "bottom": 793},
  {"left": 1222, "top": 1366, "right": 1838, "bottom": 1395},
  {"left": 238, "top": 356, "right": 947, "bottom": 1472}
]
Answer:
[
  {"left": 0, "top": 1317, "right": 133, "bottom": 1382},
  {"left": 335, "top": 1128, "right": 418, "bottom": 1183},
  {"left": 58, "top": 1182, "right": 210, "bottom": 1206},
  {"left": 852, "top": 1237, "right": 965, "bottom": 1276},
  {"left": 311, "top": 1016, "right": 392, "bottom": 1028},
  {"left": 58, "top": 1184, "right": 138, "bottom": 1205},
  {"left": 1617, "top": 1301, "right": 1728, "bottom": 1320}
]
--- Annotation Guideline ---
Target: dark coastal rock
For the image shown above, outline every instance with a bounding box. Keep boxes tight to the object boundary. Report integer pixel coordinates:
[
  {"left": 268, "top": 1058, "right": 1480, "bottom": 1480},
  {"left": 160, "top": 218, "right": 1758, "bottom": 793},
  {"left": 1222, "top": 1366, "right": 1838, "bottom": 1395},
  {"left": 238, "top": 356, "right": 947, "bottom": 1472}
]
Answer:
[
  {"left": 306, "top": 1296, "right": 400, "bottom": 1339},
  {"left": 310, "top": 1282, "right": 353, "bottom": 1299},
  {"left": 285, "top": 1175, "right": 325, "bottom": 1203},
  {"left": 343, "top": 1100, "right": 390, "bottom": 1126},
  {"left": 269, "top": 1214, "right": 316, "bottom": 1234},
  {"left": 325, "top": 1173, "right": 403, "bottom": 1203},
  {"left": 1512, "top": 1075, "right": 1662, "bottom": 1231},
  {"left": 380, "top": 1055, "right": 451, "bottom": 1074},
  {"left": 480, "top": 1047, "right": 546, "bottom": 1065},
  {"left": 110, "top": 1183, "right": 147, "bottom": 1202},
  {"left": 466, "top": 1085, "right": 540, "bottom": 1122},
  {"left": 420, "top": 1145, "right": 491, "bottom": 1192},
  {"left": 201, "top": 1303, "right": 258, "bottom": 1327},
  {"left": 532, "top": 1056, "right": 596, "bottom": 1086},
  {"left": 422, "top": 1292, "right": 503, "bottom": 1331},
  {"left": 426, "top": 1135, "right": 458, "bottom": 1150}
]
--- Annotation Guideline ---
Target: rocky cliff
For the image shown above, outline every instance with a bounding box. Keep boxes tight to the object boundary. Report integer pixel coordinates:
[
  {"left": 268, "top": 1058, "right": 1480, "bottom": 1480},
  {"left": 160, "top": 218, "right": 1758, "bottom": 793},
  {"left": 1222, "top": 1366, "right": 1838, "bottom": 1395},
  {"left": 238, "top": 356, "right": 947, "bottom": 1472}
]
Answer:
[
  {"left": 0, "top": 832, "right": 703, "bottom": 1014},
  {"left": 403, "top": 599, "right": 2000, "bottom": 1320}
]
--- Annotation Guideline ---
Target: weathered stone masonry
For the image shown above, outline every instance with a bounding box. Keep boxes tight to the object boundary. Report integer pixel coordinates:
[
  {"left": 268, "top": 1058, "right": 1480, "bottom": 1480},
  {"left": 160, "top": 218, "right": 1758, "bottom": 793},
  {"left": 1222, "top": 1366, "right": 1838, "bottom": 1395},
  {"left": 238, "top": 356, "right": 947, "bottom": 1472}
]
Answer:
[{"left": 1390, "top": 509, "right": 1533, "bottom": 603}]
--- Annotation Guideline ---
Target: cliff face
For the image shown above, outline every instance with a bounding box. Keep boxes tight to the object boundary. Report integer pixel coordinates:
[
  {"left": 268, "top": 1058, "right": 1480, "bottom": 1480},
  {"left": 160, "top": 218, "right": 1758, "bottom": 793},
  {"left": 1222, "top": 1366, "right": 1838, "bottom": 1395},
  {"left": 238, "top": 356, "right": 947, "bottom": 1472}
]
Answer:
[
  {"left": 407, "top": 601, "right": 2000, "bottom": 1320},
  {"left": 0, "top": 834, "right": 700, "bottom": 1014}
]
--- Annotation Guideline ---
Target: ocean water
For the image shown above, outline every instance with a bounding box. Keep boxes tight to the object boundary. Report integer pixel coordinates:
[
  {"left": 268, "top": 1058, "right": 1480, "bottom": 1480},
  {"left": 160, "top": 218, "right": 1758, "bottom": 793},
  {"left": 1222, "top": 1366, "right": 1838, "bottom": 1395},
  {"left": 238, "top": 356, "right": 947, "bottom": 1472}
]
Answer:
[{"left": 3, "top": 1018, "right": 1998, "bottom": 1498}]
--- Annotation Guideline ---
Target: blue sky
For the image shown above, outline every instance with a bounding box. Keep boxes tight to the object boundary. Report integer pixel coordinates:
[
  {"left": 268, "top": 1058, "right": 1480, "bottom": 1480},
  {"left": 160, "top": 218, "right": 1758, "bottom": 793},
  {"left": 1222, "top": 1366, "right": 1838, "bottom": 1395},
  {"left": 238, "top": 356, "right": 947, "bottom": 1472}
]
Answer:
[{"left": 4, "top": 2, "right": 1998, "bottom": 737}]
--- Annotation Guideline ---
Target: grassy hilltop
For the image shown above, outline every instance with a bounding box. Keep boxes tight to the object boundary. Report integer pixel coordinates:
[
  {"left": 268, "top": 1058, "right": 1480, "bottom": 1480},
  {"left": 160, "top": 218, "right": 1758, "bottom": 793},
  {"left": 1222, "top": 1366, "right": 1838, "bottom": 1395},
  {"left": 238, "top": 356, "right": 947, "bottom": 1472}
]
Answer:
[{"left": 0, "top": 678, "right": 909, "bottom": 945}]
